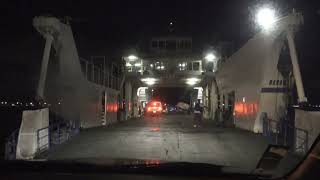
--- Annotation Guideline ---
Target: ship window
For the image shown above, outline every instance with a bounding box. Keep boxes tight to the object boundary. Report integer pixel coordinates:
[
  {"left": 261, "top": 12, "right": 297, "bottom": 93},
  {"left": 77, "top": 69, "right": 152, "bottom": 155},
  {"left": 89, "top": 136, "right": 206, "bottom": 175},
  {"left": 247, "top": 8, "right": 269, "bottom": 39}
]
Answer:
[
  {"left": 192, "top": 62, "right": 200, "bottom": 71},
  {"left": 283, "top": 80, "right": 287, "bottom": 86},
  {"left": 178, "top": 41, "right": 184, "bottom": 49},
  {"left": 151, "top": 41, "right": 158, "bottom": 48},
  {"left": 187, "top": 62, "right": 192, "bottom": 70},
  {"left": 185, "top": 40, "right": 192, "bottom": 48},
  {"left": 166, "top": 40, "right": 176, "bottom": 50},
  {"left": 159, "top": 41, "right": 165, "bottom": 48}
]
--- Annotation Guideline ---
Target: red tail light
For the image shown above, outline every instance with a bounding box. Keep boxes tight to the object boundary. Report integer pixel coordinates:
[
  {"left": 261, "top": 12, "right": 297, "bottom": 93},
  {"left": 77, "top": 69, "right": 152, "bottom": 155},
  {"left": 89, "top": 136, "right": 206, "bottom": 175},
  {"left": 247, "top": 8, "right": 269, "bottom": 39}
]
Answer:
[
  {"left": 158, "top": 107, "right": 162, "bottom": 111},
  {"left": 147, "top": 107, "right": 152, "bottom": 112}
]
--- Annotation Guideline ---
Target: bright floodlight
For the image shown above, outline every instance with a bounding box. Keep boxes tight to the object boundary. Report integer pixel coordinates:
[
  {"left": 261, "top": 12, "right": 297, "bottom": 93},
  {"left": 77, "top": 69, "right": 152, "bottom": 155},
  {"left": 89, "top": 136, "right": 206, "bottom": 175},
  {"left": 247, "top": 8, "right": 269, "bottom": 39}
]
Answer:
[
  {"left": 125, "top": 62, "right": 132, "bottom": 67},
  {"left": 256, "top": 7, "right": 276, "bottom": 30},
  {"left": 134, "top": 63, "right": 142, "bottom": 67},
  {"left": 186, "top": 78, "right": 200, "bottom": 86},
  {"left": 128, "top": 55, "right": 138, "bottom": 61},
  {"left": 141, "top": 78, "right": 157, "bottom": 86},
  {"left": 205, "top": 53, "right": 216, "bottom": 62}
]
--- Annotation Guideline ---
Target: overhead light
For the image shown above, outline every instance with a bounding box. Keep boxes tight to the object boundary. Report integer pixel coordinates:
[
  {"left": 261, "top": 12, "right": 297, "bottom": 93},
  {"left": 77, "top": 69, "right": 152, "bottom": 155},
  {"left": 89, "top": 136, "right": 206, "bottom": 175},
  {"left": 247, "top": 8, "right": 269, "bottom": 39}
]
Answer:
[
  {"left": 256, "top": 7, "right": 276, "bottom": 30},
  {"left": 125, "top": 62, "right": 132, "bottom": 67},
  {"left": 205, "top": 53, "right": 216, "bottom": 62},
  {"left": 194, "top": 87, "right": 203, "bottom": 90},
  {"left": 141, "top": 78, "right": 157, "bottom": 86},
  {"left": 186, "top": 78, "right": 200, "bottom": 85},
  {"left": 128, "top": 55, "right": 138, "bottom": 61},
  {"left": 134, "top": 63, "right": 142, "bottom": 67}
]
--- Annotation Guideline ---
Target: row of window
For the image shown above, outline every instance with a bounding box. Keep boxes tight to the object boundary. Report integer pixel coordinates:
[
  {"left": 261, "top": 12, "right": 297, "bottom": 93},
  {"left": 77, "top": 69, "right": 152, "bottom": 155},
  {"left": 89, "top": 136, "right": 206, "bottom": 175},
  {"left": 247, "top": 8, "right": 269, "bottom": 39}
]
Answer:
[
  {"left": 125, "top": 61, "right": 202, "bottom": 72},
  {"left": 80, "top": 58, "right": 120, "bottom": 90},
  {"left": 151, "top": 40, "right": 192, "bottom": 50},
  {"left": 178, "top": 61, "right": 201, "bottom": 71},
  {"left": 150, "top": 62, "right": 165, "bottom": 70},
  {"left": 269, "top": 79, "right": 288, "bottom": 86}
]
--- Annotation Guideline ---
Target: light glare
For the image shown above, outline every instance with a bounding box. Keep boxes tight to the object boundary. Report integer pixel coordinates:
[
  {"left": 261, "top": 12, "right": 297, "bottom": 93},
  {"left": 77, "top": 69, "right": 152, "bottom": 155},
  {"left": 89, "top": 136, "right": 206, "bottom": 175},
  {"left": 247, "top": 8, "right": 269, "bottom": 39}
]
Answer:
[
  {"left": 186, "top": 78, "right": 200, "bottom": 86},
  {"left": 134, "top": 63, "right": 142, "bottom": 67},
  {"left": 205, "top": 53, "right": 216, "bottom": 62},
  {"left": 141, "top": 78, "right": 157, "bottom": 86},
  {"left": 125, "top": 62, "right": 132, "bottom": 67},
  {"left": 256, "top": 7, "right": 276, "bottom": 30},
  {"left": 128, "top": 55, "right": 138, "bottom": 61}
]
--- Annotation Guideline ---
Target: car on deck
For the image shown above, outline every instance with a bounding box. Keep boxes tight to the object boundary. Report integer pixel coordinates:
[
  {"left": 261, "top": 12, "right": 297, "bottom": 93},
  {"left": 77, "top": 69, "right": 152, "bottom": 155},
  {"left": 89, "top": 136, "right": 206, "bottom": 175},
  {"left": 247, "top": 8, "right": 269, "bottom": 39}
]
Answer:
[{"left": 145, "top": 101, "right": 163, "bottom": 116}]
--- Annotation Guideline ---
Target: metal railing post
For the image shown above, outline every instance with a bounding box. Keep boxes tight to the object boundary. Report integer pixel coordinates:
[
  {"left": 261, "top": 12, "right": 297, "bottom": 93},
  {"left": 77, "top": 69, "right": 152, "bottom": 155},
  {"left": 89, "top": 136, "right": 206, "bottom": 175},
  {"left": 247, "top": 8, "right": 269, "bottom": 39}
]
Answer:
[
  {"left": 37, "top": 129, "right": 40, "bottom": 152},
  {"left": 103, "top": 58, "right": 106, "bottom": 87},
  {"left": 48, "top": 126, "right": 51, "bottom": 150},
  {"left": 305, "top": 131, "right": 309, "bottom": 154},
  {"left": 92, "top": 63, "right": 95, "bottom": 83},
  {"left": 85, "top": 61, "right": 88, "bottom": 80},
  {"left": 284, "top": 121, "right": 287, "bottom": 146},
  {"left": 57, "top": 125, "right": 60, "bottom": 144},
  {"left": 294, "top": 128, "right": 297, "bottom": 152}
]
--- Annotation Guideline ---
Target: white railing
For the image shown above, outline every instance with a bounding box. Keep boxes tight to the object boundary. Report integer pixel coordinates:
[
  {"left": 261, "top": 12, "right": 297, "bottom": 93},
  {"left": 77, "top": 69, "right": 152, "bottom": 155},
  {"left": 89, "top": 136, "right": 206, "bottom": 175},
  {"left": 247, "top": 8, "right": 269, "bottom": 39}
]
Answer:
[{"left": 79, "top": 57, "right": 121, "bottom": 90}]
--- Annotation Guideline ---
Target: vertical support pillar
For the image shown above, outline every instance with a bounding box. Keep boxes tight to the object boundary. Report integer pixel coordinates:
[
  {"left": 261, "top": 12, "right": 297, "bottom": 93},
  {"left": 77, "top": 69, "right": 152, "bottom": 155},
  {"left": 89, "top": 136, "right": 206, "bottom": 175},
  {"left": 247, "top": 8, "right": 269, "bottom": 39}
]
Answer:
[
  {"left": 286, "top": 28, "right": 307, "bottom": 103},
  {"left": 140, "top": 60, "right": 143, "bottom": 75},
  {"left": 111, "top": 64, "right": 114, "bottom": 89},
  {"left": 103, "top": 58, "right": 106, "bottom": 87},
  {"left": 125, "top": 81, "right": 132, "bottom": 120},
  {"left": 219, "top": 93, "right": 225, "bottom": 124},
  {"left": 97, "top": 68, "right": 101, "bottom": 85},
  {"left": 203, "top": 86, "right": 210, "bottom": 119},
  {"left": 37, "top": 34, "right": 54, "bottom": 99},
  {"left": 210, "top": 80, "right": 218, "bottom": 120},
  {"left": 85, "top": 61, "right": 88, "bottom": 80},
  {"left": 92, "top": 62, "right": 95, "bottom": 83},
  {"left": 132, "top": 87, "right": 139, "bottom": 118},
  {"left": 220, "top": 94, "right": 224, "bottom": 111},
  {"left": 225, "top": 94, "right": 229, "bottom": 110},
  {"left": 104, "top": 91, "right": 108, "bottom": 125},
  {"left": 107, "top": 70, "right": 110, "bottom": 88}
]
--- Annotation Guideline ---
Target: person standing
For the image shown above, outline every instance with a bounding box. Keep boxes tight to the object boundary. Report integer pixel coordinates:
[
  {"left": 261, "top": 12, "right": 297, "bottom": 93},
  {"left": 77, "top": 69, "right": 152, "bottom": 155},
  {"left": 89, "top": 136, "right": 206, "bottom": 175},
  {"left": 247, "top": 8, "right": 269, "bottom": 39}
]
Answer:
[{"left": 193, "top": 99, "right": 203, "bottom": 127}]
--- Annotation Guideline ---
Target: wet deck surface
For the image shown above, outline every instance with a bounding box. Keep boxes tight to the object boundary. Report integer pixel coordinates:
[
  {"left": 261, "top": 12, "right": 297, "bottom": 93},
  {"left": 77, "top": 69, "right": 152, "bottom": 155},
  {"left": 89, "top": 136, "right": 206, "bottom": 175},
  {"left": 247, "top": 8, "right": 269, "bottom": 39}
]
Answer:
[{"left": 48, "top": 114, "right": 270, "bottom": 171}]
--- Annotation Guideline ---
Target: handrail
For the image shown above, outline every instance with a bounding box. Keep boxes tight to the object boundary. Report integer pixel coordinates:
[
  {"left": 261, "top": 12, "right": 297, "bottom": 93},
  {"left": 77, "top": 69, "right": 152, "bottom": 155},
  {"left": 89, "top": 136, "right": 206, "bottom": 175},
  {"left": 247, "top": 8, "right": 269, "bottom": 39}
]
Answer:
[
  {"left": 79, "top": 57, "right": 121, "bottom": 90},
  {"left": 262, "top": 117, "right": 309, "bottom": 154},
  {"left": 4, "top": 129, "right": 19, "bottom": 160},
  {"left": 4, "top": 120, "right": 80, "bottom": 160}
]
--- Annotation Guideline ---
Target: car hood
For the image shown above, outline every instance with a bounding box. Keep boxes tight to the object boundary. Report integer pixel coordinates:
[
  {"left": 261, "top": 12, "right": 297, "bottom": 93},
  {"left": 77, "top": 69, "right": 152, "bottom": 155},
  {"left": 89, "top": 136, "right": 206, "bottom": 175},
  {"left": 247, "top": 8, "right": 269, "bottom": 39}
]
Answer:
[{"left": 0, "top": 158, "right": 266, "bottom": 178}]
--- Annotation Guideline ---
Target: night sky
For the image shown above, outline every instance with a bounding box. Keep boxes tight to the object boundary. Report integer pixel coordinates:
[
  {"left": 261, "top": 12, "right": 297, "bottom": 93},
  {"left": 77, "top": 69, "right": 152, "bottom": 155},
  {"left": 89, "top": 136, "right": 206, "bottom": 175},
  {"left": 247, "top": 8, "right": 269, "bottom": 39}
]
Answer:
[{"left": 1, "top": 0, "right": 320, "bottom": 103}]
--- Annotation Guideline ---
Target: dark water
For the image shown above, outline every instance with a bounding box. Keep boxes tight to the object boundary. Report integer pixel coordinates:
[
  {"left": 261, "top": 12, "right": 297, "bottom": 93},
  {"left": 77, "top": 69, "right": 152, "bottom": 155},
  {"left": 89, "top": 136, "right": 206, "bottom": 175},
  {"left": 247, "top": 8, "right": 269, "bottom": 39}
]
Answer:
[{"left": 0, "top": 108, "right": 23, "bottom": 159}]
